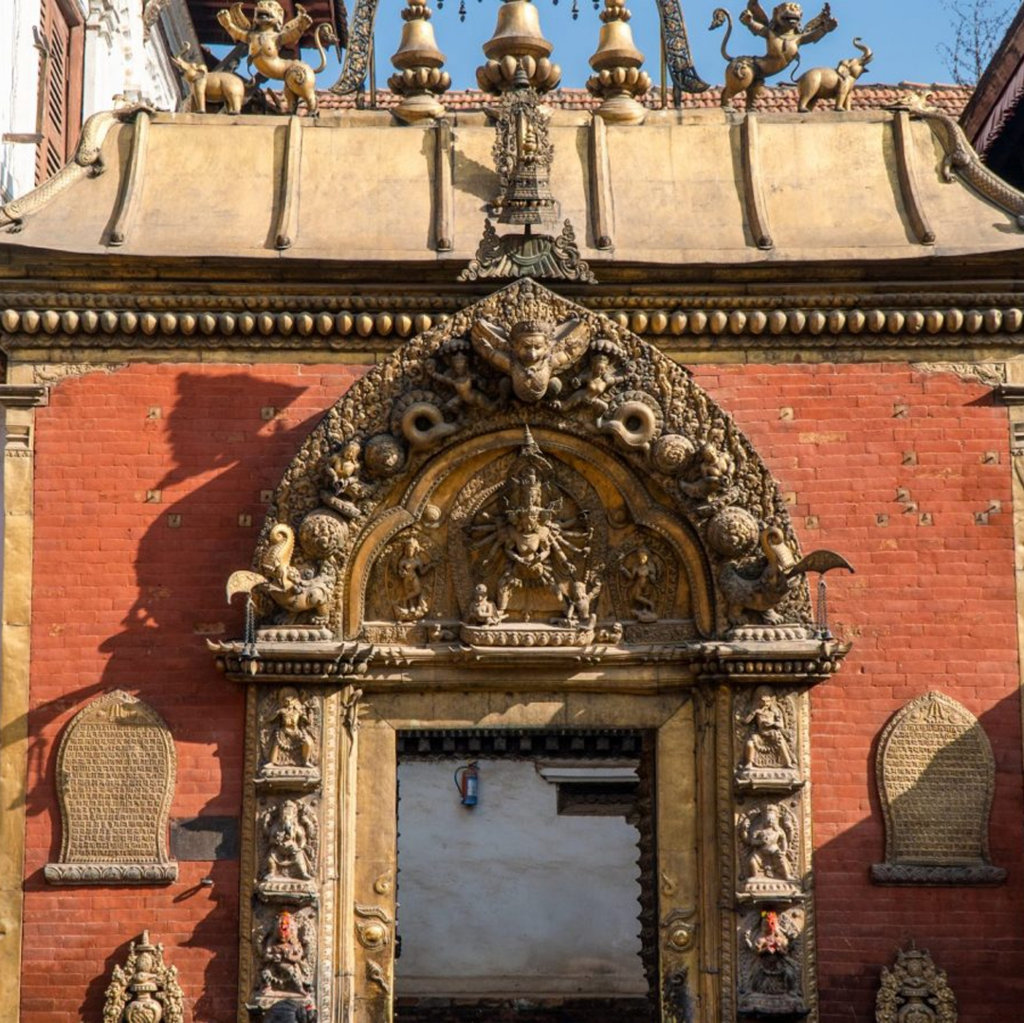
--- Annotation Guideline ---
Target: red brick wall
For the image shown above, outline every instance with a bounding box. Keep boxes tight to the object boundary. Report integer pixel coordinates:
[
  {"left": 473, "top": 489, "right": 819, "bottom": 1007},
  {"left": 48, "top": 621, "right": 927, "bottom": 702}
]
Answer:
[
  {"left": 692, "top": 362, "right": 1024, "bottom": 1022},
  {"left": 22, "top": 360, "right": 1023, "bottom": 1022}
]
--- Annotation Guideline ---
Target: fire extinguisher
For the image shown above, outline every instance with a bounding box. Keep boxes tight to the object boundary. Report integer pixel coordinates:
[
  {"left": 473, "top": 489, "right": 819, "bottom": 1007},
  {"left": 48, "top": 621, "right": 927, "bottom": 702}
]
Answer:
[{"left": 454, "top": 761, "right": 479, "bottom": 807}]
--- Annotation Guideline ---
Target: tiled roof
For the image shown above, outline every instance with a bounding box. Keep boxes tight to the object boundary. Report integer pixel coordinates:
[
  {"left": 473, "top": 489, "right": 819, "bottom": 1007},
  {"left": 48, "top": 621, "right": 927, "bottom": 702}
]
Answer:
[{"left": 316, "top": 83, "right": 973, "bottom": 116}]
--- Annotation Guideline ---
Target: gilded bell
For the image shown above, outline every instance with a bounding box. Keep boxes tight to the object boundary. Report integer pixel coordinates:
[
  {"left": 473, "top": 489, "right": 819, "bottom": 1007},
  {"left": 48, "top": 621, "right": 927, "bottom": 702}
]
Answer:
[
  {"left": 482, "top": 0, "right": 554, "bottom": 63},
  {"left": 391, "top": 2, "right": 446, "bottom": 71},
  {"left": 589, "top": 18, "right": 643, "bottom": 72},
  {"left": 589, "top": 0, "right": 643, "bottom": 72}
]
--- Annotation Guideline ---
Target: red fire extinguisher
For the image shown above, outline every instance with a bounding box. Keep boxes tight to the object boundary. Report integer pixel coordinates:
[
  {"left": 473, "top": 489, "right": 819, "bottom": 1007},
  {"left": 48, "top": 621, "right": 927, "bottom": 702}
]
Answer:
[{"left": 454, "top": 761, "right": 479, "bottom": 807}]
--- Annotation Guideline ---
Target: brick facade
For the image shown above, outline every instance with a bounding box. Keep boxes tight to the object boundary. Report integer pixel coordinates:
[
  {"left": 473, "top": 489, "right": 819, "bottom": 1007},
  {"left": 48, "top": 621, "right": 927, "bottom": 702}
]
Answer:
[{"left": 20, "top": 359, "right": 1023, "bottom": 1022}]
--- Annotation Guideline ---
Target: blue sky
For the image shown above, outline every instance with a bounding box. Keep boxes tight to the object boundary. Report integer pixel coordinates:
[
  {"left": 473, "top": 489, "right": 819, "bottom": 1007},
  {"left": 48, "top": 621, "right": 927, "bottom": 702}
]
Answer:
[{"left": 310, "top": 0, "right": 1014, "bottom": 92}]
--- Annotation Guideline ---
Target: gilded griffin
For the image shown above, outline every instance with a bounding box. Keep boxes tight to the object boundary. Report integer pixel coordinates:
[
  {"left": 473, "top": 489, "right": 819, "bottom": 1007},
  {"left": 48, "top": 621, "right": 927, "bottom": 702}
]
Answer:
[{"left": 710, "top": 2, "right": 838, "bottom": 109}]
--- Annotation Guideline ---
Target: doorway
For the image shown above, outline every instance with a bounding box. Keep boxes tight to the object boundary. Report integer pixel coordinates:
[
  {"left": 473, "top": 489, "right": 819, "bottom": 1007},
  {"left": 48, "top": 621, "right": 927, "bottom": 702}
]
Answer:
[{"left": 394, "top": 729, "right": 656, "bottom": 1022}]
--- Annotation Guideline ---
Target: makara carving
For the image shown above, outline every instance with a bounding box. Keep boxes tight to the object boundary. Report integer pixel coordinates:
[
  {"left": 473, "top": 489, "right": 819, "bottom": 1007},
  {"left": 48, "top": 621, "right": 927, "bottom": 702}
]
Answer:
[
  {"left": 872, "top": 691, "right": 1005, "bottom": 885},
  {"left": 45, "top": 690, "right": 177, "bottom": 885},
  {"left": 710, "top": 2, "right": 838, "bottom": 109},
  {"left": 217, "top": 2, "right": 336, "bottom": 116},
  {"left": 796, "top": 38, "right": 873, "bottom": 112},
  {"left": 876, "top": 946, "right": 957, "bottom": 1023},
  {"left": 102, "top": 931, "right": 184, "bottom": 1023}
]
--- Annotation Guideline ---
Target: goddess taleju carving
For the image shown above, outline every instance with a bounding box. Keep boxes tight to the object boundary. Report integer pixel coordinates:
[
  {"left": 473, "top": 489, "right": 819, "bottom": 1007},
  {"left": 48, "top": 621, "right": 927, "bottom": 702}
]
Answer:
[{"left": 321, "top": 440, "right": 376, "bottom": 520}]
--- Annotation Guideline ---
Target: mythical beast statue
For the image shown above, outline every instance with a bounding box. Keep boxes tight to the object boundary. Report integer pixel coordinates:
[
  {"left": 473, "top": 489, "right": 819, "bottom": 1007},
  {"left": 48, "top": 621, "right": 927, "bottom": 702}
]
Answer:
[
  {"left": 217, "top": 0, "right": 335, "bottom": 116},
  {"left": 796, "top": 38, "right": 873, "bottom": 112},
  {"left": 710, "top": 1, "right": 838, "bottom": 109}
]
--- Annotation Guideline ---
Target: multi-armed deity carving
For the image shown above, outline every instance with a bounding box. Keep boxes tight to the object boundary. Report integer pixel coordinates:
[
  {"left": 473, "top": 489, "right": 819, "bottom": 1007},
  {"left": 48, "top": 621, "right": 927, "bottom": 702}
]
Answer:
[
  {"left": 216, "top": 1, "right": 336, "bottom": 116},
  {"left": 710, "top": 2, "right": 838, "bottom": 109},
  {"left": 735, "top": 687, "right": 800, "bottom": 791},
  {"left": 217, "top": 280, "right": 853, "bottom": 654}
]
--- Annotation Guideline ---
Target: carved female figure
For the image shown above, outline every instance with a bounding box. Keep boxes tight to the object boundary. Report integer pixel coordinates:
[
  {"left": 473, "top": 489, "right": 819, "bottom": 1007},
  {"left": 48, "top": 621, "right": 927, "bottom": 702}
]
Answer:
[{"left": 265, "top": 688, "right": 316, "bottom": 768}]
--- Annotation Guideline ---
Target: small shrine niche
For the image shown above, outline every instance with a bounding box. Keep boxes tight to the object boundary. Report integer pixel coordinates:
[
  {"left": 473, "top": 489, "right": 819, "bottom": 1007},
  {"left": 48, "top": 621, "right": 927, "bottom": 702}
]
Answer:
[
  {"left": 872, "top": 691, "right": 1005, "bottom": 885},
  {"left": 45, "top": 690, "right": 177, "bottom": 885}
]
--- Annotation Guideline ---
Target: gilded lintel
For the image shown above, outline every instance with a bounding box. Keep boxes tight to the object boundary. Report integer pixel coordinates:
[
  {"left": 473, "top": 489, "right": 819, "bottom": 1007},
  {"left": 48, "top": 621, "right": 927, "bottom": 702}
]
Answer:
[
  {"left": 275, "top": 116, "right": 304, "bottom": 251},
  {"left": 740, "top": 113, "right": 773, "bottom": 251},
  {"left": 434, "top": 120, "right": 454, "bottom": 252},
  {"left": 589, "top": 113, "right": 615, "bottom": 250},
  {"left": 109, "top": 110, "right": 151, "bottom": 247},
  {"left": 892, "top": 110, "right": 935, "bottom": 246}
]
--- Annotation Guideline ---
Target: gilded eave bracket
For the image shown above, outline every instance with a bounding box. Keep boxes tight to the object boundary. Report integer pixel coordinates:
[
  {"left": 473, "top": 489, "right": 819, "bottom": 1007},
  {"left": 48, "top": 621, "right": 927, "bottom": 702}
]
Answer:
[
  {"left": 274, "top": 116, "right": 304, "bottom": 251},
  {"left": 589, "top": 114, "right": 615, "bottom": 251},
  {"left": 108, "top": 109, "right": 152, "bottom": 247},
  {"left": 892, "top": 110, "right": 935, "bottom": 246},
  {"left": 740, "top": 112, "right": 773, "bottom": 251}
]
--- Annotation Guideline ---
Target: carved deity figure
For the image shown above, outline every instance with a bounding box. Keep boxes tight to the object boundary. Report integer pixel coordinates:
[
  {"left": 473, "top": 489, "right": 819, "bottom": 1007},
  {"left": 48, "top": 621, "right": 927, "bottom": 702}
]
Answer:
[
  {"left": 264, "top": 688, "right": 317, "bottom": 768},
  {"left": 321, "top": 440, "right": 375, "bottom": 520},
  {"left": 711, "top": 2, "right": 838, "bottom": 109},
  {"left": 467, "top": 583, "right": 505, "bottom": 626},
  {"left": 558, "top": 352, "right": 626, "bottom": 414},
  {"left": 621, "top": 546, "right": 659, "bottom": 622},
  {"left": 260, "top": 911, "right": 314, "bottom": 995},
  {"left": 741, "top": 689, "right": 795, "bottom": 769},
  {"left": 742, "top": 804, "right": 796, "bottom": 881},
  {"left": 394, "top": 536, "right": 431, "bottom": 620},
  {"left": 743, "top": 909, "right": 804, "bottom": 1002},
  {"left": 216, "top": 1, "right": 335, "bottom": 116},
  {"left": 470, "top": 315, "right": 590, "bottom": 403},
  {"left": 559, "top": 574, "right": 602, "bottom": 630},
  {"left": 427, "top": 351, "right": 495, "bottom": 413},
  {"left": 679, "top": 424, "right": 735, "bottom": 502},
  {"left": 262, "top": 800, "right": 317, "bottom": 881}
]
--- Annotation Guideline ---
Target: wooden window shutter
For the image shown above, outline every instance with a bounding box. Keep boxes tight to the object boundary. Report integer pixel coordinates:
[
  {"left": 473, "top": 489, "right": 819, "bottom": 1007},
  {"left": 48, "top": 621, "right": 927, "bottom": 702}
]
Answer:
[{"left": 35, "top": 0, "right": 84, "bottom": 185}]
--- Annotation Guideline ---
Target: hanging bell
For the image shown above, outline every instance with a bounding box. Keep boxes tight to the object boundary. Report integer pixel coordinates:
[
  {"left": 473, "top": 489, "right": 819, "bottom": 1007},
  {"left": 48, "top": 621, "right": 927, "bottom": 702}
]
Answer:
[{"left": 482, "top": 0, "right": 554, "bottom": 62}]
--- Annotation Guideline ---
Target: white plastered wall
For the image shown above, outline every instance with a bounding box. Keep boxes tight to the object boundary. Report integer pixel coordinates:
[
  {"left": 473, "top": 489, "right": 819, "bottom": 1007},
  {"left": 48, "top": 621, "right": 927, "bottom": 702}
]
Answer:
[{"left": 395, "top": 759, "right": 647, "bottom": 999}]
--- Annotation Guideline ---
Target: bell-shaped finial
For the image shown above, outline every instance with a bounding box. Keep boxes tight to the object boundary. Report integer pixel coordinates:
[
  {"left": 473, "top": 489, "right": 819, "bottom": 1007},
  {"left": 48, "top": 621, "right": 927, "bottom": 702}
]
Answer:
[
  {"left": 477, "top": 0, "right": 561, "bottom": 93},
  {"left": 389, "top": 0, "right": 451, "bottom": 123},
  {"left": 586, "top": 0, "right": 650, "bottom": 124}
]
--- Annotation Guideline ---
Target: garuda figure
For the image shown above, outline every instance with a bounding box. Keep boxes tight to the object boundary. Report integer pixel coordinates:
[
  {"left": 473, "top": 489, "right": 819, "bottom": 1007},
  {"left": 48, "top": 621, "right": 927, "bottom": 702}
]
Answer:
[
  {"left": 710, "top": 2, "right": 838, "bottom": 109},
  {"left": 217, "top": 1, "right": 335, "bottom": 115}
]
